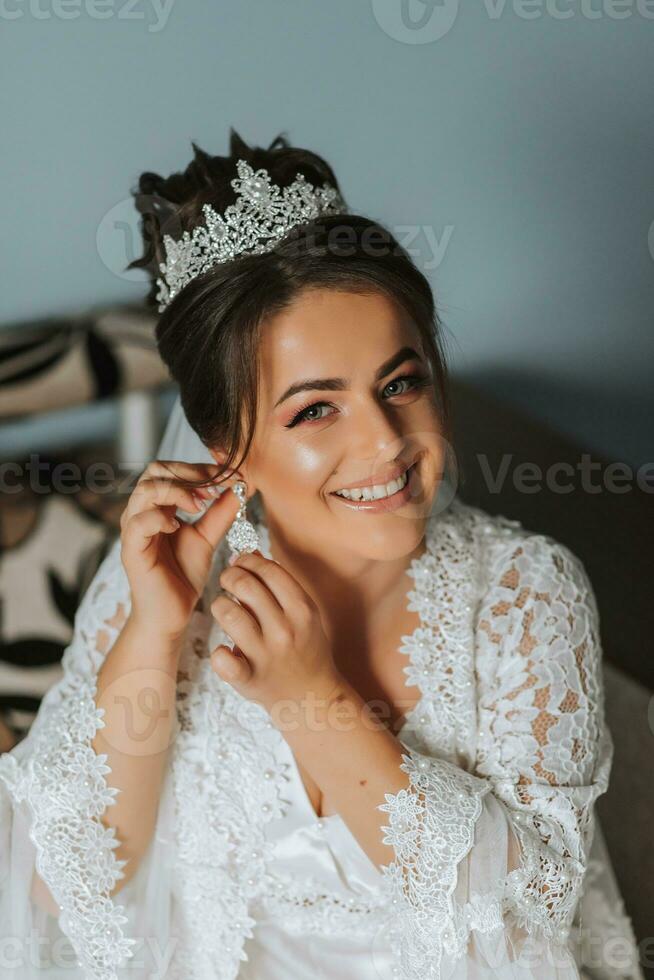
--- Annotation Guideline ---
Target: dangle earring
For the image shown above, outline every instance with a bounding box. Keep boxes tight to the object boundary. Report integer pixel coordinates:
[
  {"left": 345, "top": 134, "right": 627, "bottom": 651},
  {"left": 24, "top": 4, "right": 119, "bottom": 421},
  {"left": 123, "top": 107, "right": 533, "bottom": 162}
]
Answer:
[{"left": 226, "top": 480, "right": 261, "bottom": 560}]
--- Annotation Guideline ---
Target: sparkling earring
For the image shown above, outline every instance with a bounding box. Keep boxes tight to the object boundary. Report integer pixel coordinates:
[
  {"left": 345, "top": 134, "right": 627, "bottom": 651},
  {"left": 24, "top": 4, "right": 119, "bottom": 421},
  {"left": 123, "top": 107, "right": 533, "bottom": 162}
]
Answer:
[{"left": 226, "top": 480, "right": 261, "bottom": 559}]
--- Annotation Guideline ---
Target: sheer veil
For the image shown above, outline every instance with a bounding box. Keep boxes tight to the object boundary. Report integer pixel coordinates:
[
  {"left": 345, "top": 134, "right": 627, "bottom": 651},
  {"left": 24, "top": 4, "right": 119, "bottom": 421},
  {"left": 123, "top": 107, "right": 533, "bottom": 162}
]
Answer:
[
  {"left": 156, "top": 392, "right": 214, "bottom": 464},
  {"left": 154, "top": 391, "right": 266, "bottom": 526}
]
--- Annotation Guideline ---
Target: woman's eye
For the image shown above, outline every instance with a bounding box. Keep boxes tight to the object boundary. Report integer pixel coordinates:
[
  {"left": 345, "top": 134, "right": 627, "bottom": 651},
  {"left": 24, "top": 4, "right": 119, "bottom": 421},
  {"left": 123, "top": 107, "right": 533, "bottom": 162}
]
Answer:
[
  {"left": 286, "top": 374, "right": 431, "bottom": 429},
  {"left": 293, "top": 402, "right": 331, "bottom": 422},
  {"left": 386, "top": 374, "right": 420, "bottom": 395}
]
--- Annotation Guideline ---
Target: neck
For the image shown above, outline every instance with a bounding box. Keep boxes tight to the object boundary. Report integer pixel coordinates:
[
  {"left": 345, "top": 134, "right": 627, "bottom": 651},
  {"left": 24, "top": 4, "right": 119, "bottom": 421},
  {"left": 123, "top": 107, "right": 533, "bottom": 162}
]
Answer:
[{"left": 259, "top": 506, "right": 429, "bottom": 657}]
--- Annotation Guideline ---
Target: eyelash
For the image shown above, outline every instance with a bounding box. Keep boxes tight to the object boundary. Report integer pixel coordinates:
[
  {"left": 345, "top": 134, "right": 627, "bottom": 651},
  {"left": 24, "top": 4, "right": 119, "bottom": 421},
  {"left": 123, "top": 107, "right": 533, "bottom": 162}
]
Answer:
[{"left": 284, "top": 373, "right": 432, "bottom": 429}]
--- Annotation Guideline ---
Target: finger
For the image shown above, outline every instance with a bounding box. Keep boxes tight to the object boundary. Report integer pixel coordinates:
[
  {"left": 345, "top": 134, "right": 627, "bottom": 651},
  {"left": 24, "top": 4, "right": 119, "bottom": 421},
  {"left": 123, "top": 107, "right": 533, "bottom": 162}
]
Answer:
[
  {"left": 122, "top": 477, "right": 204, "bottom": 527},
  {"left": 192, "top": 486, "right": 242, "bottom": 550},
  {"left": 210, "top": 644, "right": 253, "bottom": 686},
  {"left": 210, "top": 593, "right": 262, "bottom": 654},
  {"left": 147, "top": 460, "right": 248, "bottom": 501},
  {"left": 229, "top": 551, "right": 313, "bottom": 616},
  {"left": 122, "top": 507, "right": 180, "bottom": 560},
  {"left": 219, "top": 565, "right": 288, "bottom": 639},
  {"left": 228, "top": 547, "right": 265, "bottom": 566},
  {"left": 146, "top": 459, "right": 227, "bottom": 484}
]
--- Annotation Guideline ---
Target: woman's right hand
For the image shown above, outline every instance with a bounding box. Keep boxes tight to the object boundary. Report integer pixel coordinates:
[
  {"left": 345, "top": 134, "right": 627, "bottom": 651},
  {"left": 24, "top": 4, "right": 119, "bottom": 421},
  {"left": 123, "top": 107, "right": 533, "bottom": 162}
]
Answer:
[{"left": 120, "top": 460, "right": 245, "bottom": 642}]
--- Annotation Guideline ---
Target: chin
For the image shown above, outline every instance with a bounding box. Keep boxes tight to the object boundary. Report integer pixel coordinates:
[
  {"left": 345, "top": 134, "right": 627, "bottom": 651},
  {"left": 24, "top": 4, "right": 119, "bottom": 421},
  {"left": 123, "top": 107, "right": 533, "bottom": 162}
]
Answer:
[
  {"left": 346, "top": 514, "right": 431, "bottom": 563},
  {"left": 329, "top": 465, "right": 441, "bottom": 563}
]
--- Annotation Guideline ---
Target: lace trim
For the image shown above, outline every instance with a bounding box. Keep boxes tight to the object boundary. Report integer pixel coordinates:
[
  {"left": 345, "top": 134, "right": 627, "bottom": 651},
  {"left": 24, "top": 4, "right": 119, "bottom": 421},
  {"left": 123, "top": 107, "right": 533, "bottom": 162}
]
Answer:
[
  {"left": 366, "top": 500, "right": 500, "bottom": 977},
  {"left": 377, "top": 749, "right": 491, "bottom": 979},
  {"left": 394, "top": 500, "right": 479, "bottom": 760},
  {"left": 398, "top": 499, "right": 523, "bottom": 761},
  {"left": 449, "top": 889, "right": 505, "bottom": 952},
  {"left": 169, "top": 608, "right": 292, "bottom": 978},
  {"left": 0, "top": 540, "right": 137, "bottom": 980},
  {"left": 253, "top": 870, "right": 390, "bottom": 937}
]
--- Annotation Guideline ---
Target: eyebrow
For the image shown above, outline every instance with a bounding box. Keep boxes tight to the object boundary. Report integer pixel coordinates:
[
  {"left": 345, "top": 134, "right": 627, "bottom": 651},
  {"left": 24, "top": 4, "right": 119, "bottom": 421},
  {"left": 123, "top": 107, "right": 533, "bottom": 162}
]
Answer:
[{"left": 273, "top": 346, "right": 424, "bottom": 409}]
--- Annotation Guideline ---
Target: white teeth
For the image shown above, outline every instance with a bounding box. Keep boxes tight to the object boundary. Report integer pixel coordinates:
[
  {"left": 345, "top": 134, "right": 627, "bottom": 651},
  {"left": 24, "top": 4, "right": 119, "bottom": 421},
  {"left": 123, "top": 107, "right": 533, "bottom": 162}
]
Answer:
[{"left": 334, "top": 468, "right": 409, "bottom": 501}]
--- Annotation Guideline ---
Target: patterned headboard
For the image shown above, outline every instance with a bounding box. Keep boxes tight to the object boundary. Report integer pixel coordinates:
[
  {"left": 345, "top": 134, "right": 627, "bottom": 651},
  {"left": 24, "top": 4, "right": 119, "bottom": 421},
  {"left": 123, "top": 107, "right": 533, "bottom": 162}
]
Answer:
[
  {"left": 0, "top": 448, "right": 122, "bottom": 745},
  {"left": 0, "top": 299, "right": 168, "bottom": 745}
]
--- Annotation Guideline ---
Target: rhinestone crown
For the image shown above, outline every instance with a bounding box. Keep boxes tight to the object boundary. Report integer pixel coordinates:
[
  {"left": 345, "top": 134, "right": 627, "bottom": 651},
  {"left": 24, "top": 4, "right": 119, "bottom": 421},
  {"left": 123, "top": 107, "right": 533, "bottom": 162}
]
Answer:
[{"left": 155, "top": 158, "right": 347, "bottom": 312}]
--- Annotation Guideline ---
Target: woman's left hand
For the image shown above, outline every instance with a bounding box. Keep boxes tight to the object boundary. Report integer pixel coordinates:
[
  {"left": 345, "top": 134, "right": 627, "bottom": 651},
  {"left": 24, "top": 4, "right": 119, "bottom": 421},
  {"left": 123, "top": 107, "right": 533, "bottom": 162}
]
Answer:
[{"left": 209, "top": 551, "right": 342, "bottom": 717}]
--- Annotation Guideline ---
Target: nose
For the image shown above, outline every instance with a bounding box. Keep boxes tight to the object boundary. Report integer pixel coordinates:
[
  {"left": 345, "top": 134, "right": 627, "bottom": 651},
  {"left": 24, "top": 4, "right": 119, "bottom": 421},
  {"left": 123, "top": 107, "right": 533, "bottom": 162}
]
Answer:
[{"left": 348, "top": 396, "right": 404, "bottom": 463}]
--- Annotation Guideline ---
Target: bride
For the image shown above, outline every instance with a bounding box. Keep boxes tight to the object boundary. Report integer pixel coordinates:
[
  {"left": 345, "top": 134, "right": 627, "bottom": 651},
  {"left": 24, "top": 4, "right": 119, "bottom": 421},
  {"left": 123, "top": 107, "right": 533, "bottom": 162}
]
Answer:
[{"left": 0, "top": 130, "right": 643, "bottom": 979}]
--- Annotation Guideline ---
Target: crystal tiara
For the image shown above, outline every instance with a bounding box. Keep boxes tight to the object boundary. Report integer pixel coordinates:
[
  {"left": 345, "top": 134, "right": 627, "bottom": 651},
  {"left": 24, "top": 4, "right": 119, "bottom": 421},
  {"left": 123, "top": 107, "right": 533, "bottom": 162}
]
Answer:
[{"left": 155, "top": 158, "right": 347, "bottom": 312}]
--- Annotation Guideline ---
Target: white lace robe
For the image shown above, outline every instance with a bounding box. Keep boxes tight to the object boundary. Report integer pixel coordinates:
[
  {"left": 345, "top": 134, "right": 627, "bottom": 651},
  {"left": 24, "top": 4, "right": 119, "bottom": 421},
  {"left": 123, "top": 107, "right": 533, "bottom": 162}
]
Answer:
[{"left": 0, "top": 496, "right": 643, "bottom": 979}]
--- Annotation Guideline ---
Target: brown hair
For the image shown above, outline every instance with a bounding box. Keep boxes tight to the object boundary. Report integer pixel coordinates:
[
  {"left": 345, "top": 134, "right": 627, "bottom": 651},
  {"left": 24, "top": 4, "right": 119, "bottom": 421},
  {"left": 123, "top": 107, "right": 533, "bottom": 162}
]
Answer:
[{"left": 127, "top": 128, "right": 457, "bottom": 490}]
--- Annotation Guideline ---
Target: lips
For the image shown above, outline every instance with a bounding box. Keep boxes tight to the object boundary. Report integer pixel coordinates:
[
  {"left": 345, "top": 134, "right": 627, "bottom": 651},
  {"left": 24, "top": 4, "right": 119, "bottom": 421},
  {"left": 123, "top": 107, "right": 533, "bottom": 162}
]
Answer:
[
  {"left": 330, "top": 460, "right": 420, "bottom": 514},
  {"left": 330, "top": 457, "right": 417, "bottom": 496}
]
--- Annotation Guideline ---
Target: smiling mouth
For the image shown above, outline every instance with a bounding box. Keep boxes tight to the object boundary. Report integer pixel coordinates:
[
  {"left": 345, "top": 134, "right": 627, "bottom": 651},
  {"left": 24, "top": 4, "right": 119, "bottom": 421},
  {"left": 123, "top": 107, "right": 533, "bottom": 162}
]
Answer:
[{"left": 331, "top": 460, "right": 418, "bottom": 504}]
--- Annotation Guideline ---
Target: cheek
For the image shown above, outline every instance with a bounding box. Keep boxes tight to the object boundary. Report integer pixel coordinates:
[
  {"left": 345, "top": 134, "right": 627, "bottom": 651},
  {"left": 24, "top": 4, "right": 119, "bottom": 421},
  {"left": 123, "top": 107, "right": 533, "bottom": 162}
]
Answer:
[
  {"left": 420, "top": 401, "right": 447, "bottom": 447},
  {"left": 259, "top": 439, "right": 335, "bottom": 497},
  {"left": 427, "top": 434, "right": 448, "bottom": 480},
  {"left": 411, "top": 409, "right": 448, "bottom": 477}
]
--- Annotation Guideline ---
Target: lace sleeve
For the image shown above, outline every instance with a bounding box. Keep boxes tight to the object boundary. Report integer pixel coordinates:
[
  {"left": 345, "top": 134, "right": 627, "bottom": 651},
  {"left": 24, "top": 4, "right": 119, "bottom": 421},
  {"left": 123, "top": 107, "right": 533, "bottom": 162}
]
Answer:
[
  {"left": 0, "top": 536, "right": 177, "bottom": 980},
  {"left": 376, "top": 534, "right": 615, "bottom": 979}
]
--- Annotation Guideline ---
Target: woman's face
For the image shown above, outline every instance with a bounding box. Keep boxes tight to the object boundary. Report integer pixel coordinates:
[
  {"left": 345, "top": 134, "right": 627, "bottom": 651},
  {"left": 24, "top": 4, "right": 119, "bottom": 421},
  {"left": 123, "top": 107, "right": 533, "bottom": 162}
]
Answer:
[{"left": 215, "top": 287, "right": 447, "bottom": 564}]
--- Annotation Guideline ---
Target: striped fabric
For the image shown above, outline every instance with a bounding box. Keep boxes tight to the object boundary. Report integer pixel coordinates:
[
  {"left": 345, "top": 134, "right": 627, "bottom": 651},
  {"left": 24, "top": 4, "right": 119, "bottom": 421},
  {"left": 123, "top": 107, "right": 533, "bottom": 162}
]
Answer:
[
  {"left": 0, "top": 300, "right": 165, "bottom": 748},
  {"left": 0, "top": 491, "right": 118, "bottom": 747},
  {"left": 0, "top": 302, "right": 168, "bottom": 419}
]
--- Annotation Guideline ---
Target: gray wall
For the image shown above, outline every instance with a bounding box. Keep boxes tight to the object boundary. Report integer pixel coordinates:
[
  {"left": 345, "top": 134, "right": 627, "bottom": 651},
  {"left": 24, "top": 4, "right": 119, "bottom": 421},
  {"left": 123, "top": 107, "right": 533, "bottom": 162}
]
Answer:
[{"left": 1, "top": 0, "right": 652, "bottom": 466}]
